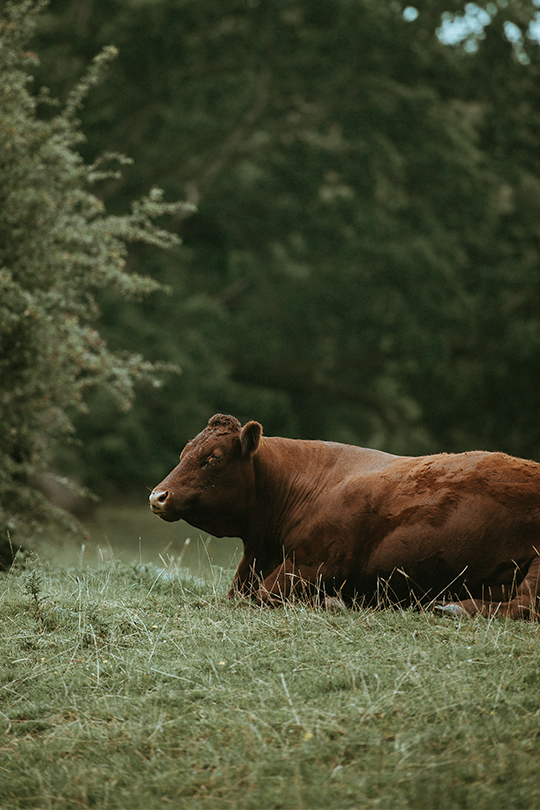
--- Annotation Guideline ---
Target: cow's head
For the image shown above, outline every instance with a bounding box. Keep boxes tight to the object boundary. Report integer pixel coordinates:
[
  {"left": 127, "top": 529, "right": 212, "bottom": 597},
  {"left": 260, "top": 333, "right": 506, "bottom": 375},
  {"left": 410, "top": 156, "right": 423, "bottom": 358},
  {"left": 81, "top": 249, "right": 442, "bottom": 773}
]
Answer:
[{"left": 149, "top": 414, "right": 262, "bottom": 536}]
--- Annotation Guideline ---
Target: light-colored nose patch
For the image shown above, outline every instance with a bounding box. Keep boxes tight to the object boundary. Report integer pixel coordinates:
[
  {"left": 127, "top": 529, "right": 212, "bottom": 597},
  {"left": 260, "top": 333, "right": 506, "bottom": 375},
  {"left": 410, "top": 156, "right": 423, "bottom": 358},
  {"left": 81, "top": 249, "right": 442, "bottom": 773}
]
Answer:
[{"left": 149, "top": 490, "right": 168, "bottom": 511}]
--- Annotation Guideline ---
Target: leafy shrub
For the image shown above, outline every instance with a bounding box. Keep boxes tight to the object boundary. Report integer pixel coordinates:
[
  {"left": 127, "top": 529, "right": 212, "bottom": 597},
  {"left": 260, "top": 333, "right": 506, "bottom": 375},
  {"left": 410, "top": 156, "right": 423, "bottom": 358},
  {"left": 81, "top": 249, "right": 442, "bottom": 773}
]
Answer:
[{"left": 0, "top": 0, "right": 191, "bottom": 547}]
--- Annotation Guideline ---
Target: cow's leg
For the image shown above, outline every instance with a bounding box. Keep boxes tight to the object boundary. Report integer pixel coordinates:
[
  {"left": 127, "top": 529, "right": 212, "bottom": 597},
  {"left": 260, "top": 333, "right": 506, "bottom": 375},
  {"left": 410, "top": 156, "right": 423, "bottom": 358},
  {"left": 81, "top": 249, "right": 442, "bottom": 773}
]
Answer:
[
  {"left": 257, "top": 559, "right": 307, "bottom": 606},
  {"left": 439, "top": 554, "right": 540, "bottom": 620},
  {"left": 257, "top": 559, "right": 334, "bottom": 607},
  {"left": 228, "top": 552, "right": 258, "bottom": 598},
  {"left": 509, "top": 553, "right": 540, "bottom": 618}
]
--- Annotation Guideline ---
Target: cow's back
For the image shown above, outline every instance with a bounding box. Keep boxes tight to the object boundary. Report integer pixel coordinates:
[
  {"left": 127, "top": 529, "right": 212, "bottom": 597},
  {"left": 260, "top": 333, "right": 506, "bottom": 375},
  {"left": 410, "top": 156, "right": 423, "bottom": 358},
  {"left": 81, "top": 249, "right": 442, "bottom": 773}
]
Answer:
[{"left": 344, "top": 450, "right": 540, "bottom": 600}]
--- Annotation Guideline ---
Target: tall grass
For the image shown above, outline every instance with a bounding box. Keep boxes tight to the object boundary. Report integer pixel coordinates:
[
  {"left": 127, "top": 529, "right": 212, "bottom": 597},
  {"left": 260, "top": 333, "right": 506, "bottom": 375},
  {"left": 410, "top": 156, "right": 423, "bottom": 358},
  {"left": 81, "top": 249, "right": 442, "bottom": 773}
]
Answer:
[{"left": 0, "top": 557, "right": 539, "bottom": 809}]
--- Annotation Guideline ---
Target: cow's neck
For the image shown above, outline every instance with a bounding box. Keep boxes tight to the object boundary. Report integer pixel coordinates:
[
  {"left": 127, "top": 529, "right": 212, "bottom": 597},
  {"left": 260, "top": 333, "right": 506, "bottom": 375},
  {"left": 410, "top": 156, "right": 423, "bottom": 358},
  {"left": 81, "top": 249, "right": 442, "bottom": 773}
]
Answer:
[{"left": 243, "top": 436, "right": 335, "bottom": 549}]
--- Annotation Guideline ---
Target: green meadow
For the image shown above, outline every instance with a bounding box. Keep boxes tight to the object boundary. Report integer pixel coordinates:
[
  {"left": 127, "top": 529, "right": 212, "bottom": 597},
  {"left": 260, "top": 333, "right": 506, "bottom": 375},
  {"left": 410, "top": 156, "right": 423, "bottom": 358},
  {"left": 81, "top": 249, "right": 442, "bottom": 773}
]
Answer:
[{"left": 0, "top": 554, "right": 539, "bottom": 810}]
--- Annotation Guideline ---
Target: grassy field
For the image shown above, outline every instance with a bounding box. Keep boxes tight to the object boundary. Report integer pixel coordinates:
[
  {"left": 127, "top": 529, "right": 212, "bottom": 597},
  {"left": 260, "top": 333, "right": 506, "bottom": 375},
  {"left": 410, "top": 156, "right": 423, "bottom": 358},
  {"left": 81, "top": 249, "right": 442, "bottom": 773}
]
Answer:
[
  {"left": 62, "top": 504, "right": 241, "bottom": 573},
  {"left": 1, "top": 556, "right": 539, "bottom": 810}
]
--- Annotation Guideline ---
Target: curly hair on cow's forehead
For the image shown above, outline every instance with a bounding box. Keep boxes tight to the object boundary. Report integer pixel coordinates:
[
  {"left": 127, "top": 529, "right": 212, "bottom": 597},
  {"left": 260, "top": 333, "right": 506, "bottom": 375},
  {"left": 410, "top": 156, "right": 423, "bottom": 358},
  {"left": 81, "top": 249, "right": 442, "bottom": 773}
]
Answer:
[{"left": 207, "top": 414, "right": 242, "bottom": 432}]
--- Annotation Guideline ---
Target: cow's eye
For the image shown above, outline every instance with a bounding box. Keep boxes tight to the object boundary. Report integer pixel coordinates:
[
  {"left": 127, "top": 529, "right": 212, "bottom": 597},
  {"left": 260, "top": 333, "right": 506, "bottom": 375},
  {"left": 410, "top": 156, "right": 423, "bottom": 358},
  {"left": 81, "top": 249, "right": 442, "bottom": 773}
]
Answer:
[{"left": 201, "top": 453, "right": 223, "bottom": 468}]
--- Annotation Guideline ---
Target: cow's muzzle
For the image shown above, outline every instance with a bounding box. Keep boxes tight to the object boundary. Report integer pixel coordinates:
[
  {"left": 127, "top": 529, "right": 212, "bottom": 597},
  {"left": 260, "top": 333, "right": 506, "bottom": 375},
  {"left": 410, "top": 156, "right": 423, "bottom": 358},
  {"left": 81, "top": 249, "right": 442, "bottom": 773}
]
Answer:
[{"left": 149, "top": 488, "right": 172, "bottom": 517}]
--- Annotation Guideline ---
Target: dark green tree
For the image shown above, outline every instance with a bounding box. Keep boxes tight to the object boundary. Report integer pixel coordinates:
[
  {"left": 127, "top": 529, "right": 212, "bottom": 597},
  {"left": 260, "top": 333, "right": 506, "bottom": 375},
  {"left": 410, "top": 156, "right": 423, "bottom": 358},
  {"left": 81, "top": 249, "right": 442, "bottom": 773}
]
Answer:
[
  {"left": 0, "top": 0, "right": 190, "bottom": 546},
  {"left": 420, "top": 0, "right": 540, "bottom": 455},
  {"left": 28, "top": 0, "right": 540, "bottom": 496}
]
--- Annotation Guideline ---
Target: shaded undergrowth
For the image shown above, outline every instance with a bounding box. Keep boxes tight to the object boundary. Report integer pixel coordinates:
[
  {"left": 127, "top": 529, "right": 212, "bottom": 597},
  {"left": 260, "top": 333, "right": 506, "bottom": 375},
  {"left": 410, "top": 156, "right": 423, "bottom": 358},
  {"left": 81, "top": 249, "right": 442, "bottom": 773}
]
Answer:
[{"left": 0, "top": 558, "right": 539, "bottom": 809}]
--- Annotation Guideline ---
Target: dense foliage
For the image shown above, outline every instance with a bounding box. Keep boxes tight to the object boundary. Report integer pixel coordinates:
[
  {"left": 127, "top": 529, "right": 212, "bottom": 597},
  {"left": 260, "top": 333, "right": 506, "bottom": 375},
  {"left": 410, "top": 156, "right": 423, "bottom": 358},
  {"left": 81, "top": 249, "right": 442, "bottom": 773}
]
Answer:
[
  {"left": 27, "top": 0, "right": 540, "bottom": 497},
  {"left": 3, "top": 0, "right": 540, "bottom": 530},
  {"left": 0, "top": 0, "right": 189, "bottom": 542}
]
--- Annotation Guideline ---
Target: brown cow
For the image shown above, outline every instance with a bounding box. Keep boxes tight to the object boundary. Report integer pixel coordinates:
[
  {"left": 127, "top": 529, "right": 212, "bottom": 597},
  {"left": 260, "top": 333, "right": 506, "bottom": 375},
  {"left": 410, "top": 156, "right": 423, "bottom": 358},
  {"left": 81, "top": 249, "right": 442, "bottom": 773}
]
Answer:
[{"left": 149, "top": 414, "right": 540, "bottom": 619}]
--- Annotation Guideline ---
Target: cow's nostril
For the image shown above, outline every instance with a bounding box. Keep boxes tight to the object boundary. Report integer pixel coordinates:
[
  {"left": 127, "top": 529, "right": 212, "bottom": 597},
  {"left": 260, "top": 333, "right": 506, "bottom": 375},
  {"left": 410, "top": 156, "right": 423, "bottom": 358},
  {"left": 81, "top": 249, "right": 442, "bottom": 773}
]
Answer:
[{"left": 150, "top": 489, "right": 169, "bottom": 508}]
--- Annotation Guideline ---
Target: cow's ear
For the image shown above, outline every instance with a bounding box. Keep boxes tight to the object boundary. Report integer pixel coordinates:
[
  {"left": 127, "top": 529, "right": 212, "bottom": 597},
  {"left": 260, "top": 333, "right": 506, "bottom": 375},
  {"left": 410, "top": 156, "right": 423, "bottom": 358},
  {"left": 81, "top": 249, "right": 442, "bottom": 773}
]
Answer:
[{"left": 240, "top": 421, "right": 262, "bottom": 457}]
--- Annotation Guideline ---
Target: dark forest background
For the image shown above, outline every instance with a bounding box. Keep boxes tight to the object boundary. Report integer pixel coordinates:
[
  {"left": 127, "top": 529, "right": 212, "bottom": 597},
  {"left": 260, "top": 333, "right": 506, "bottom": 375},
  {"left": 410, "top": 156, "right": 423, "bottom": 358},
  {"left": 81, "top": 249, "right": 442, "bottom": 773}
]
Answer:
[{"left": 4, "top": 0, "right": 540, "bottom": 526}]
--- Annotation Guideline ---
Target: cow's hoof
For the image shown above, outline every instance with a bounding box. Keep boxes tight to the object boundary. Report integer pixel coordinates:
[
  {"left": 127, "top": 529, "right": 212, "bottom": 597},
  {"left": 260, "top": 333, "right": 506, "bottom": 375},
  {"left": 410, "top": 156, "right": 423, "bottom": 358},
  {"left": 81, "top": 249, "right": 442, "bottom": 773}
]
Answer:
[
  {"left": 322, "top": 596, "right": 346, "bottom": 611},
  {"left": 435, "top": 603, "right": 468, "bottom": 617}
]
